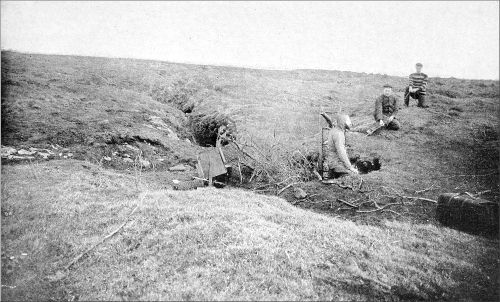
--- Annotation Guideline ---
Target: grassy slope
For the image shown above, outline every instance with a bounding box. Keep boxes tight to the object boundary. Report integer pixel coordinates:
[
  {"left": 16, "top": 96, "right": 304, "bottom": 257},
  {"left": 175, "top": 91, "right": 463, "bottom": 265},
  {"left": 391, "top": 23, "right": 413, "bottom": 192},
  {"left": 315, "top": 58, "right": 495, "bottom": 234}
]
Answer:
[
  {"left": 1, "top": 51, "right": 499, "bottom": 300},
  {"left": 1, "top": 160, "right": 498, "bottom": 301}
]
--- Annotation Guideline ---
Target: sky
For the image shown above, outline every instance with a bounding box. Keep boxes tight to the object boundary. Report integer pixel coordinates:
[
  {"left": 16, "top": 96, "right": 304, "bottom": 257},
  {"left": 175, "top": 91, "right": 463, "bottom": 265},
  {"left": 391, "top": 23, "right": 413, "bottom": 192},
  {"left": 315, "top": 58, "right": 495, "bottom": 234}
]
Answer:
[{"left": 1, "top": 1, "right": 499, "bottom": 79}]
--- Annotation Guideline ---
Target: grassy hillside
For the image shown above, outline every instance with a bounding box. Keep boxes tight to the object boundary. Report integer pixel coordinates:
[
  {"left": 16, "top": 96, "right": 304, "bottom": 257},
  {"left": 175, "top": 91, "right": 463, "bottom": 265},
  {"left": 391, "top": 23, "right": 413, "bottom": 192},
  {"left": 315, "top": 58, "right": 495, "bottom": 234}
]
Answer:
[
  {"left": 1, "top": 51, "right": 499, "bottom": 300},
  {"left": 1, "top": 160, "right": 498, "bottom": 301}
]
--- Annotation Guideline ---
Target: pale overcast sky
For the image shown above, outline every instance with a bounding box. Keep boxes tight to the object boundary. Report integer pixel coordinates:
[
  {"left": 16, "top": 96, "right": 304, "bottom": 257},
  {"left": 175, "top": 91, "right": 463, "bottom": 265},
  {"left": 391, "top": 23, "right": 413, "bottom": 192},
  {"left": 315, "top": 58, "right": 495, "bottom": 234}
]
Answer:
[{"left": 1, "top": 1, "right": 499, "bottom": 79}]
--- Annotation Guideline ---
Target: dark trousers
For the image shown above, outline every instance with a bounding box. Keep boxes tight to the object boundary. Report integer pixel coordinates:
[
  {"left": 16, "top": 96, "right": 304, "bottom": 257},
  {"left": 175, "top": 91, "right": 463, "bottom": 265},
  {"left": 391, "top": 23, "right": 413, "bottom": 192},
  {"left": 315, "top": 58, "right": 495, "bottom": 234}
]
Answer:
[
  {"left": 404, "top": 86, "right": 427, "bottom": 107},
  {"left": 328, "top": 170, "right": 348, "bottom": 179},
  {"left": 385, "top": 118, "right": 400, "bottom": 130}
]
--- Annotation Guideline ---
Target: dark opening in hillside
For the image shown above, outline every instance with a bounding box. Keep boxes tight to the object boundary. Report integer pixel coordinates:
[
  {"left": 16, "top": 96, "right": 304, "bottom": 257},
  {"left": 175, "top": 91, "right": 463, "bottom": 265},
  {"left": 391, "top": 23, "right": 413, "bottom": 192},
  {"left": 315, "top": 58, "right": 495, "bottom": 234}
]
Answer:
[{"left": 188, "top": 112, "right": 236, "bottom": 147}]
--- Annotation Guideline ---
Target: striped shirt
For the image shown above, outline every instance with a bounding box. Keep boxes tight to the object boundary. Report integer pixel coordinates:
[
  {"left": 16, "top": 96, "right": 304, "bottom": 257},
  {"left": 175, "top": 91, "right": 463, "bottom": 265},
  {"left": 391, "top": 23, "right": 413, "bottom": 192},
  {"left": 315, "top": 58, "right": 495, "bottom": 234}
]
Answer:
[{"left": 409, "top": 72, "right": 428, "bottom": 95}]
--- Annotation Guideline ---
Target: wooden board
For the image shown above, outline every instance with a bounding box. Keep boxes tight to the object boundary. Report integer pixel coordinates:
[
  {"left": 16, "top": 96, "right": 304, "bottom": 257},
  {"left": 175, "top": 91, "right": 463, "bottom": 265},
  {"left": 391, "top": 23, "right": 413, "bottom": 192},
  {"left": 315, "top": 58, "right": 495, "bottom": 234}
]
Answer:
[
  {"left": 197, "top": 148, "right": 227, "bottom": 180},
  {"left": 365, "top": 122, "right": 384, "bottom": 136},
  {"left": 318, "top": 127, "right": 330, "bottom": 175},
  {"left": 437, "top": 193, "right": 499, "bottom": 237}
]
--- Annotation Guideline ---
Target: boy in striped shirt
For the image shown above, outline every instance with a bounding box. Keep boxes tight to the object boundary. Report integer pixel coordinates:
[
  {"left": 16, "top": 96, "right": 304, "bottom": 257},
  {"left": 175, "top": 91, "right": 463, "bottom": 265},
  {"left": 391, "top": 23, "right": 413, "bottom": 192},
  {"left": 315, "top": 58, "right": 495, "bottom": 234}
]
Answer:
[{"left": 404, "top": 63, "right": 429, "bottom": 108}]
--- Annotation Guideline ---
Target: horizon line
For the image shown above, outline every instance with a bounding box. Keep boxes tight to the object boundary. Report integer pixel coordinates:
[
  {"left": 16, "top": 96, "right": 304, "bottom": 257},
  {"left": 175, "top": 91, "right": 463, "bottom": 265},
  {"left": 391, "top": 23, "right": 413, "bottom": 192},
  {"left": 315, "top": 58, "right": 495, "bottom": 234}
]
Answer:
[{"left": 2, "top": 48, "right": 498, "bottom": 82}]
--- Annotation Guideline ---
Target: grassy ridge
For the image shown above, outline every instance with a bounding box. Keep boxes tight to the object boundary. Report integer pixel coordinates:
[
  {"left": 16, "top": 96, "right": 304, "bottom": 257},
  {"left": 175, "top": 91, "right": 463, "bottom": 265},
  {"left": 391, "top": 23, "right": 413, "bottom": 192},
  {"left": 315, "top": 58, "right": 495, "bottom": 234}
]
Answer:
[{"left": 1, "top": 160, "right": 498, "bottom": 301}]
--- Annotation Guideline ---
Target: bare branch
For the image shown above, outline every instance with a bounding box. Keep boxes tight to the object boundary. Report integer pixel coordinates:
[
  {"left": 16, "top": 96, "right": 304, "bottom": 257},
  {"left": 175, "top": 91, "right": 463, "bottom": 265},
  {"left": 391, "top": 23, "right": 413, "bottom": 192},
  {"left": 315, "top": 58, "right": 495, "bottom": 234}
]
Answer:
[
  {"left": 356, "top": 202, "right": 400, "bottom": 213},
  {"left": 337, "top": 198, "right": 359, "bottom": 208},
  {"left": 277, "top": 182, "right": 301, "bottom": 195}
]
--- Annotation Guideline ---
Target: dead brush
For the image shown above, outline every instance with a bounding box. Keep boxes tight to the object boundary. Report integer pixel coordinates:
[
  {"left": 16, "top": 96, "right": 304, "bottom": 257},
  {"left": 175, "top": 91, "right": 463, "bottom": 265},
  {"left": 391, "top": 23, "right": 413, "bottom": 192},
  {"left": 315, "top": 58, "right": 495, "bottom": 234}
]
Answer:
[{"left": 229, "top": 134, "right": 319, "bottom": 193}]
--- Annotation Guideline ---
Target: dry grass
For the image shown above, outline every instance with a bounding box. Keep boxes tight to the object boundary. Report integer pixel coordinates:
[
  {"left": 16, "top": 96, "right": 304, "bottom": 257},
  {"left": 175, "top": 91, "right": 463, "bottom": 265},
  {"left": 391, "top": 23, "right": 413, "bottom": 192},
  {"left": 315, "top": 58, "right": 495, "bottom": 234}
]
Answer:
[
  {"left": 1, "top": 51, "right": 499, "bottom": 300},
  {"left": 1, "top": 160, "right": 498, "bottom": 301}
]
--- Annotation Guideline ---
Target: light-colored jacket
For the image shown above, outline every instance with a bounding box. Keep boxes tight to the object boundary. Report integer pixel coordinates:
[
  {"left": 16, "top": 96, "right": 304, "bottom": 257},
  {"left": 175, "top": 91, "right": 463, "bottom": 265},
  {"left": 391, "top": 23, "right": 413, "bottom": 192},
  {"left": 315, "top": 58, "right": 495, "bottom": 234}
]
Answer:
[{"left": 324, "top": 115, "right": 352, "bottom": 173}]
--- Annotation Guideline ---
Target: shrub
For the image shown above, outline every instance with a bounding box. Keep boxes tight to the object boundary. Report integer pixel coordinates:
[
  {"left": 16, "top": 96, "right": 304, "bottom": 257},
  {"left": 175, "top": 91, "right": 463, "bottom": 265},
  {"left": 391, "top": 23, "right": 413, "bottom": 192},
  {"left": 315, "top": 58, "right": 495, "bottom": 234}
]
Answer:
[{"left": 188, "top": 111, "right": 237, "bottom": 147}]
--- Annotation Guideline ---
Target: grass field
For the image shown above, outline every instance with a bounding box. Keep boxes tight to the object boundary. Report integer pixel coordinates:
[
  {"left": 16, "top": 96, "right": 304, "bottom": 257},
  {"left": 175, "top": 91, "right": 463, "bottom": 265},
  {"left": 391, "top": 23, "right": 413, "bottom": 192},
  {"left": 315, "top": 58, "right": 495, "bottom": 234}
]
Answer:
[
  {"left": 1, "top": 160, "right": 499, "bottom": 301},
  {"left": 1, "top": 51, "right": 499, "bottom": 300}
]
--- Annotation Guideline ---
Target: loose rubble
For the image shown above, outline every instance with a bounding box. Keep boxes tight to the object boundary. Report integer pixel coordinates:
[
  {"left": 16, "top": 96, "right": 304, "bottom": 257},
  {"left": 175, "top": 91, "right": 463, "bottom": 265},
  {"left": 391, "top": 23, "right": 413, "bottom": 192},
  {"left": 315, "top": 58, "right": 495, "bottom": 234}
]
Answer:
[{"left": 1, "top": 146, "right": 60, "bottom": 161}]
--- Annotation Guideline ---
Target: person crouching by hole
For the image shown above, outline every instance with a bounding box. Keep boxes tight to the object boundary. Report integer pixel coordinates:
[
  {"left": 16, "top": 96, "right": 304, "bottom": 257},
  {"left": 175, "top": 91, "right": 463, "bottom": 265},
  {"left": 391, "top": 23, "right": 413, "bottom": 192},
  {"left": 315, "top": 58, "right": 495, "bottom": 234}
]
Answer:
[
  {"left": 374, "top": 84, "right": 400, "bottom": 131},
  {"left": 322, "top": 113, "right": 359, "bottom": 178}
]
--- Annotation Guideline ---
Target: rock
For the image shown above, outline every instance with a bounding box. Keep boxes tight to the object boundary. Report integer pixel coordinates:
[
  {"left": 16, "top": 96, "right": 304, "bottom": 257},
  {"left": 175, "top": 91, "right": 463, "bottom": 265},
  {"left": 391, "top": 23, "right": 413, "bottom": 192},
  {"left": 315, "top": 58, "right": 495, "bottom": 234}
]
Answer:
[
  {"left": 123, "top": 144, "right": 140, "bottom": 152},
  {"left": 103, "top": 156, "right": 111, "bottom": 161},
  {"left": 67, "top": 153, "right": 74, "bottom": 157},
  {"left": 139, "top": 159, "right": 151, "bottom": 168},
  {"left": 172, "top": 179, "right": 205, "bottom": 191},
  {"left": 293, "top": 187, "right": 308, "bottom": 199},
  {"left": 9, "top": 155, "right": 35, "bottom": 160},
  {"left": 169, "top": 164, "right": 187, "bottom": 172},
  {"left": 38, "top": 152, "right": 52, "bottom": 159},
  {"left": 123, "top": 158, "right": 134, "bottom": 163},
  {"left": 1, "top": 146, "right": 17, "bottom": 157},
  {"left": 17, "top": 149, "right": 36, "bottom": 156},
  {"left": 185, "top": 138, "right": 191, "bottom": 144}
]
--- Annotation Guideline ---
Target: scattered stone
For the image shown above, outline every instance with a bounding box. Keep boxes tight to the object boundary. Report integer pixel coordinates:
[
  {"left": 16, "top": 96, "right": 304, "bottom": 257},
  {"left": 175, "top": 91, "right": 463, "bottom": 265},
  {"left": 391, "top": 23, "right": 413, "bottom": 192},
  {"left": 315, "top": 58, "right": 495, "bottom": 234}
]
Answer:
[
  {"left": 158, "top": 158, "right": 165, "bottom": 162},
  {"left": 38, "top": 153, "right": 51, "bottom": 159},
  {"left": 140, "top": 159, "right": 151, "bottom": 168},
  {"left": 123, "top": 144, "right": 140, "bottom": 152},
  {"left": 17, "top": 149, "right": 36, "bottom": 156},
  {"left": 293, "top": 187, "right": 308, "bottom": 199},
  {"left": 169, "top": 164, "right": 187, "bottom": 172},
  {"left": 67, "top": 153, "right": 74, "bottom": 157},
  {"left": 123, "top": 158, "right": 133, "bottom": 163},
  {"left": 173, "top": 179, "right": 205, "bottom": 191},
  {"left": 185, "top": 138, "right": 191, "bottom": 144},
  {"left": 1, "top": 146, "right": 17, "bottom": 157},
  {"left": 59, "top": 153, "right": 63, "bottom": 157},
  {"left": 9, "top": 155, "right": 35, "bottom": 160},
  {"left": 123, "top": 154, "right": 131, "bottom": 158},
  {"left": 103, "top": 156, "right": 111, "bottom": 161},
  {"left": 2, "top": 209, "right": 13, "bottom": 217}
]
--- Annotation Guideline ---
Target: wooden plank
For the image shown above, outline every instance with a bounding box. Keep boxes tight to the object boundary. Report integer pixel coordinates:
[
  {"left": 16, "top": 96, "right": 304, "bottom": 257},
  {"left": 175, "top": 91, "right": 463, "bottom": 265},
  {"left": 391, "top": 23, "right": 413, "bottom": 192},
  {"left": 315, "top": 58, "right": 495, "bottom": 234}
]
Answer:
[{"left": 366, "top": 122, "right": 384, "bottom": 136}]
